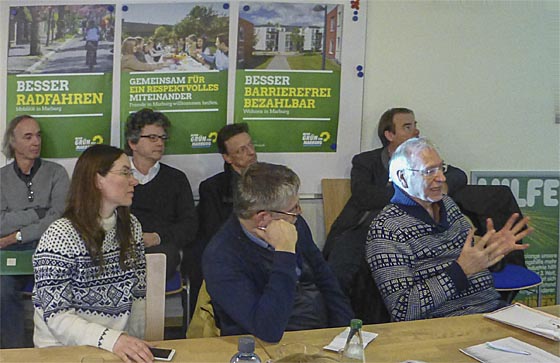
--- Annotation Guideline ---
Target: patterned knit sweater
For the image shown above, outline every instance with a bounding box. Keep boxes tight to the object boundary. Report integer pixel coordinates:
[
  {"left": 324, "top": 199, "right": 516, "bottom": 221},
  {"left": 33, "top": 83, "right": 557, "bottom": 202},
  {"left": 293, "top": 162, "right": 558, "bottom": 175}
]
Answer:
[
  {"left": 366, "top": 186, "right": 502, "bottom": 321},
  {"left": 32, "top": 216, "right": 146, "bottom": 351}
]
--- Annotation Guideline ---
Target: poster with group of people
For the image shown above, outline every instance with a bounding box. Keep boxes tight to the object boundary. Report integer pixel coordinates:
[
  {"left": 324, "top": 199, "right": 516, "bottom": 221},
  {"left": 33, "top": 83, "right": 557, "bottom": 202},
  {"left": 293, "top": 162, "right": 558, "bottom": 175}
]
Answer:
[{"left": 5, "top": 1, "right": 353, "bottom": 157}]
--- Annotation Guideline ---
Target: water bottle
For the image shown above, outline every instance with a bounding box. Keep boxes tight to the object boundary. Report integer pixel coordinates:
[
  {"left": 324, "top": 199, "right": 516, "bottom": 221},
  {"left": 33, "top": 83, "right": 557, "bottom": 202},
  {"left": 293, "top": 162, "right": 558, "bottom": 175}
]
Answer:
[
  {"left": 230, "top": 336, "right": 262, "bottom": 363},
  {"left": 341, "top": 319, "right": 365, "bottom": 363}
]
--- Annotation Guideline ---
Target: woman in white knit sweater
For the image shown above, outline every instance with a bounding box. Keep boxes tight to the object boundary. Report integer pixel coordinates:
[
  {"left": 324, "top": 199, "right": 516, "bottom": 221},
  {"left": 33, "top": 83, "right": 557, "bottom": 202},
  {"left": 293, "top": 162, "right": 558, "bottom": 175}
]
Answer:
[{"left": 33, "top": 144, "right": 154, "bottom": 362}]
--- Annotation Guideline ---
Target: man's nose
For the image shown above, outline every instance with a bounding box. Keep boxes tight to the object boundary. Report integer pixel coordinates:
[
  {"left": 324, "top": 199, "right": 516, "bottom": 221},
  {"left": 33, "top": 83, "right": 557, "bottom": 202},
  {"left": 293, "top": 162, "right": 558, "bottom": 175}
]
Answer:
[{"left": 434, "top": 169, "right": 446, "bottom": 182}]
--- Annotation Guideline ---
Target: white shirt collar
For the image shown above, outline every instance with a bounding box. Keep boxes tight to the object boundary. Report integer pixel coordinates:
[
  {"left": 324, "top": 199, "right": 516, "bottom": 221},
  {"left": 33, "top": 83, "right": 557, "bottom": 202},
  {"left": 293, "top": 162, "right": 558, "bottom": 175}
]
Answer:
[{"left": 130, "top": 158, "right": 160, "bottom": 185}]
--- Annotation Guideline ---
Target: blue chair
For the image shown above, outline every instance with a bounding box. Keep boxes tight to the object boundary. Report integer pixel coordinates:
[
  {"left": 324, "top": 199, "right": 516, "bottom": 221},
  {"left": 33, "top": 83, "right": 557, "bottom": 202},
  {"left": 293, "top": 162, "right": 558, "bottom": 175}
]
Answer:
[
  {"left": 492, "top": 264, "right": 542, "bottom": 306},
  {"left": 165, "top": 270, "right": 190, "bottom": 330}
]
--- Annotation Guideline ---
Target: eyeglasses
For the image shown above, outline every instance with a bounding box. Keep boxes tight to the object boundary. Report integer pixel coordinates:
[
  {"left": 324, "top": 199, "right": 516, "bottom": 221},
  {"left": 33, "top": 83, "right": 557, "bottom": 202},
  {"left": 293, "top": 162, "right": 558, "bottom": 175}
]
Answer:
[
  {"left": 108, "top": 169, "right": 135, "bottom": 178},
  {"left": 406, "top": 163, "right": 448, "bottom": 178},
  {"left": 26, "top": 181, "right": 34, "bottom": 202},
  {"left": 261, "top": 202, "right": 302, "bottom": 217},
  {"left": 140, "top": 134, "right": 169, "bottom": 142}
]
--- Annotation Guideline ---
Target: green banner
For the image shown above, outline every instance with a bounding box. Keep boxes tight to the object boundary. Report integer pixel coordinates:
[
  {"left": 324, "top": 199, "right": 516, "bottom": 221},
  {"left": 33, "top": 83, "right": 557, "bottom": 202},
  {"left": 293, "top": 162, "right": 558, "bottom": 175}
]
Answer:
[
  {"left": 6, "top": 73, "right": 112, "bottom": 157},
  {"left": 235, "top": 70, "right": 340, "bottom": 152},
  {"left": 473, "top": 172, "right": 560, "bottom": 307},
  {"left": 234, "top": 70, "right": 340, "bottom": 152},
  {"left": 120, "top": 71, "right": 227, "bottom": 154}
]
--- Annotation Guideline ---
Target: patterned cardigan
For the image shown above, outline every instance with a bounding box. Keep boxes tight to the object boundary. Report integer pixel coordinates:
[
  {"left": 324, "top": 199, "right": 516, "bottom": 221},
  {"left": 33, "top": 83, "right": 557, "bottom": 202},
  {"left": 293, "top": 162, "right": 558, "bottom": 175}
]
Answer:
[{"left": 366, "top": 186, "right": 502, "bottom": 321}]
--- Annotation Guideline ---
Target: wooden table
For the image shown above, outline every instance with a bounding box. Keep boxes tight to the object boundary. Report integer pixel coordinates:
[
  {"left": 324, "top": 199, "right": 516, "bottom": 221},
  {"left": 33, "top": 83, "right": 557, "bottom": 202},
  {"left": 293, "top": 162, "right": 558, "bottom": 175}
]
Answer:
[
  {"left": 260, "top": 305, "right": 560, "bottom": 362},
  {"left": 1, "top": 306, "right": 558, "bottom": 362},
  {"left": 0, "top": 335, "right": 268, "bottom": 362}
]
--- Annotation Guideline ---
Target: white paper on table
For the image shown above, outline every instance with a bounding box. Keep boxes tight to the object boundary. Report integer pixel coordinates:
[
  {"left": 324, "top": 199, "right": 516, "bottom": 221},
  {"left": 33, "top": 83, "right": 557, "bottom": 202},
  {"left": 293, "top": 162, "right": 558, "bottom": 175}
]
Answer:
[
  {"left": 460, "top": 337, "right": 560, "bottom": 363},
  {"left": 323, "top": 327, "right": 378, "bottom": 352},
  {"left": 483, "top": 303, "right": 560, "bottom": 341}
]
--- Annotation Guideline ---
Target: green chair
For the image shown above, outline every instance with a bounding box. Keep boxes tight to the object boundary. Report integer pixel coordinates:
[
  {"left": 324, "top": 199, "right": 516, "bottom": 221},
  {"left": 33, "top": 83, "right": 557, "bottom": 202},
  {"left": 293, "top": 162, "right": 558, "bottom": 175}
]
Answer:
[
  {"left": 0, "top": 250, "right": 34, "bottom": 275},
  {"left": 0, "top": 250, "right": 35, "bottom": 295}
]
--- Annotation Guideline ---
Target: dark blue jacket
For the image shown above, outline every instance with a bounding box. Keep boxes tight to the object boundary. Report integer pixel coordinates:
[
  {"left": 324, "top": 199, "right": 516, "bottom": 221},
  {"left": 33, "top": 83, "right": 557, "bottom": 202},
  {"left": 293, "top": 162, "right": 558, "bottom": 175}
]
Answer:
[{"left": 203, "top": 215, "right": 353, "bottom": 342}]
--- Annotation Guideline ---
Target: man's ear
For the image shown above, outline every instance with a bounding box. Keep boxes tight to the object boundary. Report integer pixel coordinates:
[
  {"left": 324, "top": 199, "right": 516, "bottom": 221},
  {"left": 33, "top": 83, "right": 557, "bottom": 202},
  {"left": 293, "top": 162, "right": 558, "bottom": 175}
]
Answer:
[
  {"left": 128, "top": 140, "right": 137, "bottom": 153},
  {"left": 396, "top": 170, "right": 408, "bottom": 189},
  {"left": 384, "top": 130, "right": 395, "bottom": 143},
  {"left": 222, "top": 153, "right": 232, "bottom": 165},
  {"left": 254, "top": 210, "right": 269, "bottom": 229}
]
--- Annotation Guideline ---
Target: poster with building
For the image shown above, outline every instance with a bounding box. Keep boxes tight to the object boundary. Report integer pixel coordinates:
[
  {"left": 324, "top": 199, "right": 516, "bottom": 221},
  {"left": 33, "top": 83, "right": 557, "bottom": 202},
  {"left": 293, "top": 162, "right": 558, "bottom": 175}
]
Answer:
[
  {"left": 6, "top": 4, "right": 115, "bottom": 158},
  {"left": 120, "top": 2, "right": 229, "bottom": 154},
  {"left": 472, "top": 171, "right": 560, "bottom": 307},
  {"left": 234, "top": 2, "right": 342, "bottom": 152}
]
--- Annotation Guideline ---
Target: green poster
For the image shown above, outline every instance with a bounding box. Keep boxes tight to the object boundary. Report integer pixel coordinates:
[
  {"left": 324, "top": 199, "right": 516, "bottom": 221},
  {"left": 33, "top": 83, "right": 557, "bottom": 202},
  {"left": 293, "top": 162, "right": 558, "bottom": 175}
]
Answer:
[
  {"left": 120, "top": 2, "right": 230, "bottom": 154},
  {"left": 472, "top": 172, "right": 560, "bottom": 307},
  {"left": 6, "top": 5, "right": 116, "bottom": 158},
  {"left": 234, "top": 70, "right": 340, "bottom": 152},
  {"left": 236, "top": 2, "right": 344, "bottom": 152},
  {"left": 120, "top": 71, "right": 227, "bottom": 154},
  {"left": 6, "top": 73, "right": 112, "bottom": 157}
]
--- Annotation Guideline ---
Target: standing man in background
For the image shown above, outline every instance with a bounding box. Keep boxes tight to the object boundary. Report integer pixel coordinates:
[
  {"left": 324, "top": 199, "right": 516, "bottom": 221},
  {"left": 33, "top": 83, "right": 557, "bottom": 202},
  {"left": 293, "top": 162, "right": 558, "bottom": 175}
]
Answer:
[
  {"left": 125, "top": 108, "right": 197, "bottom": 281},
  {"left": 0, "top": 115, "right": 69, "bottom": 348}
]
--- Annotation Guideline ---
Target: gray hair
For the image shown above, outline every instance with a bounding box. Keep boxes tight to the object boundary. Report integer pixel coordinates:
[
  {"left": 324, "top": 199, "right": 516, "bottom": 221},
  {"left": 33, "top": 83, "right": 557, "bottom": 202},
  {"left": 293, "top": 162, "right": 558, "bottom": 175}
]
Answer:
[
  {"left": 389, "top": 137, "right": 439, "bottom": 188},
  {"left": 124, "top": 108, "right": 170, "bottom": 154},
  {"left": 2, "top": 115, "right": 36, "bottom": 159},
  {"left": 234, "top": 162, "right": 300, "bottom": 219}
]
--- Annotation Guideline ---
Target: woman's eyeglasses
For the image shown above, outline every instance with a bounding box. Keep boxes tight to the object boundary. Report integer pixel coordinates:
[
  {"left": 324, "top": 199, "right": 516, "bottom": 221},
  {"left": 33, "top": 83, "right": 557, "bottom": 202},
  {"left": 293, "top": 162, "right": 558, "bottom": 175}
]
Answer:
[{"left": 108, "top": 169, "right": 135, "bottom": 178}]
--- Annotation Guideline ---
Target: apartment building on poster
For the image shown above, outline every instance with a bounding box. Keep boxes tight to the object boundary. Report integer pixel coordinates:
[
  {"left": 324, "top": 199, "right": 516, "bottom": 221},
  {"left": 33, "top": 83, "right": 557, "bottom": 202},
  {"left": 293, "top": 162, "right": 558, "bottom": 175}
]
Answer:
[{"left": 241, "top": 5, "right": 342, "bottom": 65}]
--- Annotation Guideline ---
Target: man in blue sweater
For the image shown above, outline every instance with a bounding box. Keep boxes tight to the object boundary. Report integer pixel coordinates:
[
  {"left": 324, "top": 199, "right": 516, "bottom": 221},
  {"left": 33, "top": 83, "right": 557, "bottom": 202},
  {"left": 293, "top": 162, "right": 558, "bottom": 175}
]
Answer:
[
  {"left": 203, "top": 162, "right": 353, "bottom": 342},
  {"left": 366, "top": 137, "right": 533, "bottom": 321}
]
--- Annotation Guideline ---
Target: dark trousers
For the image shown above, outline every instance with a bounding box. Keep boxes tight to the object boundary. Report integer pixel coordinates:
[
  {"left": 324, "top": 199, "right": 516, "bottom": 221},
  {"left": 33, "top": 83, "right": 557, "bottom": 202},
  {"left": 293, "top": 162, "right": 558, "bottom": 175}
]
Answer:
[{"left": 0, "top": 275, "right": 33, "bottom": 348}]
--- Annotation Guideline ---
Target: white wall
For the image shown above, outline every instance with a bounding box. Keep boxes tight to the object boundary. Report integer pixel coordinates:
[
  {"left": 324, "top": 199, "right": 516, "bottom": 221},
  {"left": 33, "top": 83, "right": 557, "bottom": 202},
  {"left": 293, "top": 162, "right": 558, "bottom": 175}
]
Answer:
[
  {"left": 363, "top": 1, "right": 559, "bottom": 176},
  {"left": 1, "top": 0, "right": 558, "bottom": 248}
]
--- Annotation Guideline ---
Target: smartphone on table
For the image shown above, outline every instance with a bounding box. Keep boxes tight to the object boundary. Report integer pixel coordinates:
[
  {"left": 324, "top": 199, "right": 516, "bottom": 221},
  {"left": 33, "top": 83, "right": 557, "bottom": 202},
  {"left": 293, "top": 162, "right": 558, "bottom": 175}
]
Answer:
[{"left": 149, "top": 347, "right": 176, "bottom": 361}]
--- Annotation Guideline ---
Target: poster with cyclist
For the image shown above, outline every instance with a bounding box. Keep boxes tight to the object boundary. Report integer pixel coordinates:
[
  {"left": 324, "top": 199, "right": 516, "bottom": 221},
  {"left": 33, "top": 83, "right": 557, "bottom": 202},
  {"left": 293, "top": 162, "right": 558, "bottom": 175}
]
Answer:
[{"left": 5, "top": 4, "right": 115, "bottom": 158}]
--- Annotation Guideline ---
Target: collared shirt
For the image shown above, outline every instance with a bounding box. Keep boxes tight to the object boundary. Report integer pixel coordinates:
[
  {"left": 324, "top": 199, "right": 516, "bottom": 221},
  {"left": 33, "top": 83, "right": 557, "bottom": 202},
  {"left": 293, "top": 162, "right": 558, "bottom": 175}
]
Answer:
[
  {"left": 130, "top": 159, "right": 160, "bottom": 185},
  {"left": 390, "top": 185, "right": 450, "bottom": 232},
  {"left": 241, "top": 223, "right": 275, "bottom": 251},
  {"left": 13, "top": 157, "right": 41, "bottom": 183}
]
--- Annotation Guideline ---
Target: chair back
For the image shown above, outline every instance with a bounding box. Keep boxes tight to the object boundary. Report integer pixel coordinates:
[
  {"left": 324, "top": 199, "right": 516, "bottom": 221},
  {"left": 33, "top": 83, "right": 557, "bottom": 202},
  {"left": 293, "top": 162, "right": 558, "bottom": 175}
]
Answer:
[
  {"left": 145, "top": 253, "right": 166, "bottom": 341},
  {"left": 321, "top": 178, "right": 351, "bottom": 235}
]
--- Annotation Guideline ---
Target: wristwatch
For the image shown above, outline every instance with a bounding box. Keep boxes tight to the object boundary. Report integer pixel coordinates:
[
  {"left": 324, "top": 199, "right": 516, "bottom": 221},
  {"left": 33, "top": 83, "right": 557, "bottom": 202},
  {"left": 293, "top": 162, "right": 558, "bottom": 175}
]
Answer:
[{"left": 15, "top": 230, "right": 22, "bottom": 244}]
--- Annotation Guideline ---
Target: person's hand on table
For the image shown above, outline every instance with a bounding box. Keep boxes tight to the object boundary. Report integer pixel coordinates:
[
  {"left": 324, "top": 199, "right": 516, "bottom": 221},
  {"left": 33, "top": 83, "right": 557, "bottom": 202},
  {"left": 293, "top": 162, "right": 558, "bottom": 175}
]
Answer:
[{"left": 113, "top": 334, "right": 153, "bottom": 363}]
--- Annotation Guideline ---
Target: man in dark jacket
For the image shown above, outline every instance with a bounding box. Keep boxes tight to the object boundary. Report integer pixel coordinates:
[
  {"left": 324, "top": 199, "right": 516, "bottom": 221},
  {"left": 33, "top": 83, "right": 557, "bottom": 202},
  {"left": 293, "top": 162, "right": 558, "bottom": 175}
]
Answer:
[
  {"left": 197, "top": 123, "right": 257, "bottom": 244},
  {"left": 182, "top": 123, "right": 257, "bottom": 321},
  {"left": 203, "top": 162, "right": 353, "bottom": 342}
]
